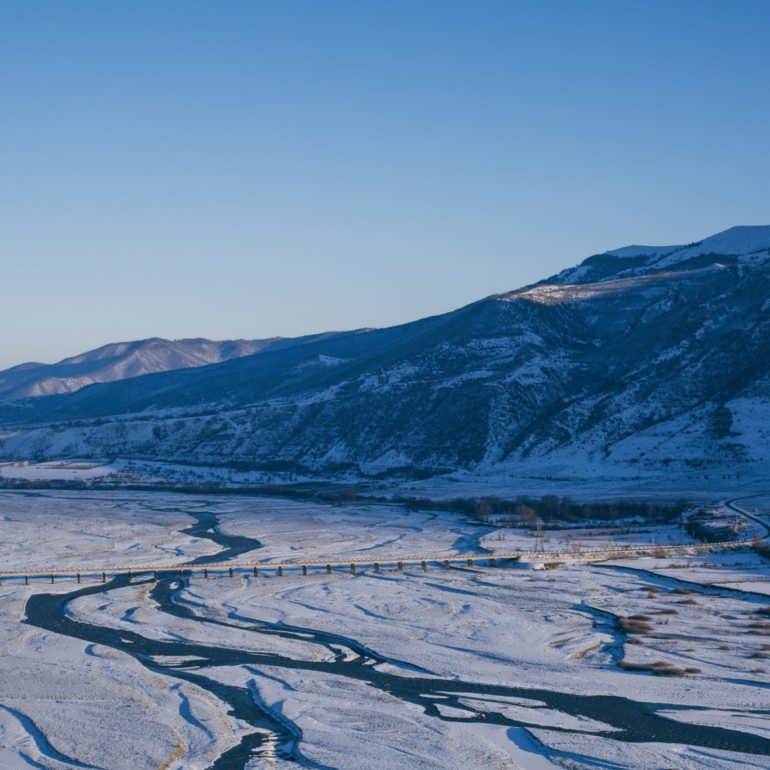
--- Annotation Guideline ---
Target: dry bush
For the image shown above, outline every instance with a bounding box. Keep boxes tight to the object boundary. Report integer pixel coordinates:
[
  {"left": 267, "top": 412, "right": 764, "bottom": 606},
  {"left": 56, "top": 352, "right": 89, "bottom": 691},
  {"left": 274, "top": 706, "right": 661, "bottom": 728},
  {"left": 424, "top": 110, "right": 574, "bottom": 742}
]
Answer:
[
  {"left": 747, "top": 622, "right": 770, "bottom": 632},
  {"left": 618, "top": 617, "right": 654, "bottom": 634},
  {"left": 618, "top": 660, "right": 692, "bottom": 676}
]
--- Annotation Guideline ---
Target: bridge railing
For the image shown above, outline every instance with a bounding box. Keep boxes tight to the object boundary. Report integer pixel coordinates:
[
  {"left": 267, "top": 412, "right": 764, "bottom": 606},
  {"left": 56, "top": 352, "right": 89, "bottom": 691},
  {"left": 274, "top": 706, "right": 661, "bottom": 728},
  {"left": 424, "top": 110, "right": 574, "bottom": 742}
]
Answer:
[{"left": 0, "top": 536, "right": 757, "bottom": 583}]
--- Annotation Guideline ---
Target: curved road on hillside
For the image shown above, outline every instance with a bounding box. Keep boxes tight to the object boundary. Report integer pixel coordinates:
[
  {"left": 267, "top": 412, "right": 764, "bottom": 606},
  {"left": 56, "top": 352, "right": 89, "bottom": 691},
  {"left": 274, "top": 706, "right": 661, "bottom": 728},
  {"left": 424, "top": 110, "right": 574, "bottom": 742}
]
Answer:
[{"left": 726, "top": 494, "right": 770, "bottom": 538}]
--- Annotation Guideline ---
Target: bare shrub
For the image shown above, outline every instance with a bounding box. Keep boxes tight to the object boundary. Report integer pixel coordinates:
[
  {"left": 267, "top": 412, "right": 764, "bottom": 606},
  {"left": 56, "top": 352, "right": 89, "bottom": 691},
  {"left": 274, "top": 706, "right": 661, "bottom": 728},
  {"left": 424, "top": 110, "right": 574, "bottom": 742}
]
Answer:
[
  {"left": 618, "top": 617, "right": 653, "bottom": 634},
  {"left": 618, "top": 660, "right": 690, "bottom": 676}
]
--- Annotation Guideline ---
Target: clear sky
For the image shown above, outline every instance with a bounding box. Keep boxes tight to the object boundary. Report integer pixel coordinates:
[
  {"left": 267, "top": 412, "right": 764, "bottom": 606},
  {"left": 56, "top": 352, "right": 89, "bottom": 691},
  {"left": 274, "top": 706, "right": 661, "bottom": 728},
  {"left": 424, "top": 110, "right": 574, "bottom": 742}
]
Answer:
[{"left": 2, "top": 1, "right": 769, "bottom": 368}]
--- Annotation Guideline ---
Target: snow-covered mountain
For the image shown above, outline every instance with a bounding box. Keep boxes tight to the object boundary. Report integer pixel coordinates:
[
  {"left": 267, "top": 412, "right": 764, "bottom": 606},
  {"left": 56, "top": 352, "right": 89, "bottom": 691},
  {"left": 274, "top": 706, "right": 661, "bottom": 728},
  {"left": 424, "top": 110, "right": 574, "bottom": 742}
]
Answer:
[
  {"left": 0, "top": 336, "right": 339, "bottom": 399},
  {"left": 3, "top": 225, "right": 770, "bottom": 489}
]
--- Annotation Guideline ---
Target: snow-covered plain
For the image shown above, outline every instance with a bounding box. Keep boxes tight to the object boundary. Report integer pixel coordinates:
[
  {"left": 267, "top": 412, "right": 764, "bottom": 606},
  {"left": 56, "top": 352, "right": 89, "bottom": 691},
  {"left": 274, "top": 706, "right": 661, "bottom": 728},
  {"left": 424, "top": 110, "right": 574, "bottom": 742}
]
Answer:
[{"left": 0, "top": 490, "right": 769, "bottom": 769}]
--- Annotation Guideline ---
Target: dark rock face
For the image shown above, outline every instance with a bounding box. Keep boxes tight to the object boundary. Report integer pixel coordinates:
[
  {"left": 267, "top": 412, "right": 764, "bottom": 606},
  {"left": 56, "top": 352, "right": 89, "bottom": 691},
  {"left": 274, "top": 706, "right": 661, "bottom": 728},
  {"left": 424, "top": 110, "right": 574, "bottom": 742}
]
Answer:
[{"left": 3, "top": 226, "right": 770, "bottom": 481}]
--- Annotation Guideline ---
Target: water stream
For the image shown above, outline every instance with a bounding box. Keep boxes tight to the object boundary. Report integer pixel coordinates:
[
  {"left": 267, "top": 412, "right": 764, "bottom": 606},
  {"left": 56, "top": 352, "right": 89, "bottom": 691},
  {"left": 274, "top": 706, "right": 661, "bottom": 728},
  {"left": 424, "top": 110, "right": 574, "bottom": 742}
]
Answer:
[{"left": 21, "top": 499, "right": 770, "bottom": 769}]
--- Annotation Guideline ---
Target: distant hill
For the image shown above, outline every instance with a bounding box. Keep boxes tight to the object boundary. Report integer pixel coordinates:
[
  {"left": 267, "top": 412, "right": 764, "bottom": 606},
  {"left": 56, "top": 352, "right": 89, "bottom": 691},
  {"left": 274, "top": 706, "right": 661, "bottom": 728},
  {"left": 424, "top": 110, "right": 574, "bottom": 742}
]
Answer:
[
  {"left": 0, "top": 335, "right": 341, "bottom": 399},
  {"left": 3, "top": 225, "right": 770, "bottom": 489}
]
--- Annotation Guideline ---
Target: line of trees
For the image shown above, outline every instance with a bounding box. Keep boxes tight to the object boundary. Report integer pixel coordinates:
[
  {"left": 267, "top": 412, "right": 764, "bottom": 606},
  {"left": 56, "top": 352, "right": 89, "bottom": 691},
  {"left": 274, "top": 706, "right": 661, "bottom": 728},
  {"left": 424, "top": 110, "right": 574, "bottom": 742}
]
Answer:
[{"left": 399, "top": 494, "right": 687, "bottom": 525}]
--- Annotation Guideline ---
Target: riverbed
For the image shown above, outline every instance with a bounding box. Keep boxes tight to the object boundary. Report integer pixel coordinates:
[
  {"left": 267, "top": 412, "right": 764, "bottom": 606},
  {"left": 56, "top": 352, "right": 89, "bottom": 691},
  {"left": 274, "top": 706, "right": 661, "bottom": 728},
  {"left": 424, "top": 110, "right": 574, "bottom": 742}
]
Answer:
[{"left": 0, "top": 490, "right": 769, "bottom": 769}]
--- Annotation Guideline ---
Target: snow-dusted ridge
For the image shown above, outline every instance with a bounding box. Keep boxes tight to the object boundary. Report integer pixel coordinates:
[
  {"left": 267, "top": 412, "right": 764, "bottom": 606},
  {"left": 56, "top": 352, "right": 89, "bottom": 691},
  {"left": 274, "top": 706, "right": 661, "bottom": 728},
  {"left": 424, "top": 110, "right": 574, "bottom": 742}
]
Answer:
[
  {"left": 0, "top": 337, "right": 275, "bottom": 399},
  {"left": 651, "top": 224, "right": 770, "bottom": 266},
  {"left": 554, "top": 225, "right": 770, "bottom": 285},
  {"left": 499, "top": 264, "right": 727, "bottom": 306},
  {"left": 3, "top": 223, "right": 770, "bottom": 494}
]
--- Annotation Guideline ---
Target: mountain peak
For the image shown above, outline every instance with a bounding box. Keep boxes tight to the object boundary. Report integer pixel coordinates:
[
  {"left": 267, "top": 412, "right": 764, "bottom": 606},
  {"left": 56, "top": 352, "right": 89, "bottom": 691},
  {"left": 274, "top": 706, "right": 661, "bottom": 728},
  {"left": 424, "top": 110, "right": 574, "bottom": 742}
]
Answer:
[
  {"left": 0, "top": 337, "right": 279, "bottom": 399},
  {"left": 649, "top": 224, "right": 770, "bottom": 268},
  {"left": 5, "top": 222, "right": 770, "bottom": 490},
  {"left": 554, "top": 224, "right": 770, "bottom": 285},
  {"left": 604, "top": 225, "right": 770, "bottom": 260}
]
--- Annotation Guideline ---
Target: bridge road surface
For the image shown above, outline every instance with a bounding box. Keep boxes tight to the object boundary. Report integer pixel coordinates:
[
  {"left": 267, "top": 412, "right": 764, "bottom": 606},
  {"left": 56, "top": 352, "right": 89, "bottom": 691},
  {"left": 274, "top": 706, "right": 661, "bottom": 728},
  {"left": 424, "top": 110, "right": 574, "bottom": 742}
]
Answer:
[
  {"left": 0, "top": 539, "right": 758, "bottom": 585},
  {"left": 0, "top": 496, "right": 763, "bottom": 585}
]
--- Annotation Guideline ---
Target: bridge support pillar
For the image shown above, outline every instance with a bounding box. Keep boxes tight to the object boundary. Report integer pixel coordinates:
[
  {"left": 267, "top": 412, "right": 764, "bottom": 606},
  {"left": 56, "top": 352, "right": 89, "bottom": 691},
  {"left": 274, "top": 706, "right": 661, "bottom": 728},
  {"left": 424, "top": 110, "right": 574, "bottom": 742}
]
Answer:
[
  {"left": 277, "top": 566, "right": 283, "bottom": 577},
  {"left": 421, "top": 560, "right": 427, "bottom": 571},
  {"left": 350, "top": 563, "right": 356, "bottom": 575},
  {"left": 326, "top": 564, "right": 332, "bottom": 574},
  {"left": 398, "top": 561, "right": 403, "bottom": 571},
  {"left": 374, "top": 562, "right": 380, "bottom": 573},
  {"left": 253, "top": 566, "right": 258, "bottom": 577},
  {"left": 467, "top": 558, "right": 473, "bottom": 567},
  {"left": 302, "top": 565, "right": 307, "bottom": 576}
]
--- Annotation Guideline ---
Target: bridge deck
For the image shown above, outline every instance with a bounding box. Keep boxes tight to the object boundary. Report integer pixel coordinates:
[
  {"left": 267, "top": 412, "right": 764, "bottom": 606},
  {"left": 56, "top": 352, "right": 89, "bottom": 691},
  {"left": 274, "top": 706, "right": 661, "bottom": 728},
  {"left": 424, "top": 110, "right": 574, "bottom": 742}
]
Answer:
[{"left": 0, "top": 538, "right": 754, "bottom": 582}]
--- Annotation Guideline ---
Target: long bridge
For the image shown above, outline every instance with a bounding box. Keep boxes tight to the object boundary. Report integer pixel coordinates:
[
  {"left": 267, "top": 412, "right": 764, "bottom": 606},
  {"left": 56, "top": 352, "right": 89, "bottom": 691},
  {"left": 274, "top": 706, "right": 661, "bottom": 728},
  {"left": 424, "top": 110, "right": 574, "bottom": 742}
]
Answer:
[
  {"left": 2, "top": 496, "right": 764, "bottom": 586},
  {"left": 0, "top": 536, "right": 756, "bottom": 585}
]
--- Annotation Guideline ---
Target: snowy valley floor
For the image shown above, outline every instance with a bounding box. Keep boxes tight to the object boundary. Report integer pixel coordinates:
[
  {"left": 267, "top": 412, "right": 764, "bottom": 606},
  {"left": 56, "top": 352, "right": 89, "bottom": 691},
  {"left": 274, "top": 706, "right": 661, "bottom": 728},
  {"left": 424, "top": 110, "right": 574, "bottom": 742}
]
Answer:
[{"left": 0, "top": 491, "right": 769, "bottom": 769}]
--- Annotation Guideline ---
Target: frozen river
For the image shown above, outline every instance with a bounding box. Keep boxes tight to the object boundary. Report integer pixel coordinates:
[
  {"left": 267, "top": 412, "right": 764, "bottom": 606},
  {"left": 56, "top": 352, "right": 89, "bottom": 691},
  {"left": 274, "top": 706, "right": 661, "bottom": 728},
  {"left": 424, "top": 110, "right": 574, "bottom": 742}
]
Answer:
[{"left": 1, "top": 490, "right": 769, "bottom": 769}]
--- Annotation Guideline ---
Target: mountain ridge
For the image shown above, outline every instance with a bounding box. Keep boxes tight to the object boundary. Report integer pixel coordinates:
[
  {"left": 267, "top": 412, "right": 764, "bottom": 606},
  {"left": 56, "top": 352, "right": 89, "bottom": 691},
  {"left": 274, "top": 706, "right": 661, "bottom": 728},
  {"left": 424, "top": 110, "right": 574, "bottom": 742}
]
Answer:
[
  {"left": 0, "top": 333, "right": 357, "bottom": 400},
  {"left": 3, "top": 224, "right": 770, "bottom": 491}
]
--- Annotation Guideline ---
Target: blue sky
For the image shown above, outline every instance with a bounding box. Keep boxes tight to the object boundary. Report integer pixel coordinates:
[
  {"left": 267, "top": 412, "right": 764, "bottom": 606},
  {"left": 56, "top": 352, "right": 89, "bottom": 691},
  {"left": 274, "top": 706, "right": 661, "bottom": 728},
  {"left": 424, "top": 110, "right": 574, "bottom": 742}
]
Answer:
[{"left": 2, "top": 1, "right": 769, "bottom": 368}]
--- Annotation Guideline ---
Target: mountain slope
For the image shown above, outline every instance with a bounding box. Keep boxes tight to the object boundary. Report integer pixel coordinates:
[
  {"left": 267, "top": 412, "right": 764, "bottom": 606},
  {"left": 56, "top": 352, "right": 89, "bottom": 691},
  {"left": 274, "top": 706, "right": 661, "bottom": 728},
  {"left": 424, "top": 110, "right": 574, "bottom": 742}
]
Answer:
[
  {"left": 3, "top": 225, "right": 770, "bottom": 488},
  {"left": 0, "top": 335, "right": 344, "bottom": 400}
]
